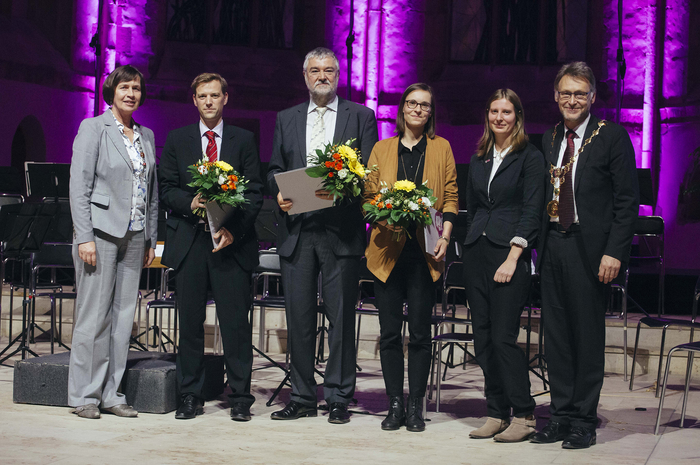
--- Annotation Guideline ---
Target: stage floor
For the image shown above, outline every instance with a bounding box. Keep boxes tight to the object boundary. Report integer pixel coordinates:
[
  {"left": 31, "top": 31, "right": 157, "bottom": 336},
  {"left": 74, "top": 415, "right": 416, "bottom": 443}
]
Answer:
[{"left": 0, "top": 343, "right": 698, "bottom": 464}]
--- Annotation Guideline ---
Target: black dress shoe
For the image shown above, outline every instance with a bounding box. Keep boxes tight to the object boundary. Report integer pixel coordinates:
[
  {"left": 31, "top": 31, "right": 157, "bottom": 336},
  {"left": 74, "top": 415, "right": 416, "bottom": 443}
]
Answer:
[
  {"left": 405, "top": 396, "right": 425, "bottom": 432},
  {"left": 381, "top": 396, "right": 405, "bottom": 431},
  {"left": 270, "top": 401, "right": 317, "bottom": 420},
  {"left": 328, "top": 402, "right": 350, "bottom": 424},
  {"left": 175, "top": 395, "right": 203, "bottom": 420},
  {"left": 530, "top": 421, "right": 570, "bottom": 443},
  {"left": 562, "top": 426, "right": 596, "bottom": 449},
  {"left": 230, "top": 403, "right": 251, "bottom": 422}
]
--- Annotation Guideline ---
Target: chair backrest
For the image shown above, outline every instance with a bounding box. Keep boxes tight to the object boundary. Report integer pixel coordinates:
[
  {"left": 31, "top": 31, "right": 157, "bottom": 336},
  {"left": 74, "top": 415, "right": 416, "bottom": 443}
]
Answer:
[
  {"left": 635, "top": 216, "right": 664, "bottom": 236},
  {"left": 257, "top": 250, "right": 281, "bottom": 273},
  {"left": 0, "top": 193, "right": 24, "bottom": 207}
]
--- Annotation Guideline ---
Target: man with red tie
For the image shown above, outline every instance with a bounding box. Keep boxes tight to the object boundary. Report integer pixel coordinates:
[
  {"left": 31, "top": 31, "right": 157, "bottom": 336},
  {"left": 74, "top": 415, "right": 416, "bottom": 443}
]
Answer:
[
  {"left": 159, "top": 73, "right": 263, "bottom": 421},
  {"left": 531, "top": 62, "right": 639, "bottom": 449}
]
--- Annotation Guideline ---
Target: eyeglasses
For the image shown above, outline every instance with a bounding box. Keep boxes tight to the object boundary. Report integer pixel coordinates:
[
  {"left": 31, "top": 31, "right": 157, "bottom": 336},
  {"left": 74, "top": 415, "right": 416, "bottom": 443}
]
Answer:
[
  {"left": 556, "top": 91, "right": 591, "bottom": 102},
  {"left": 405, "top": 100, "right": 432, "bottom": 112}
]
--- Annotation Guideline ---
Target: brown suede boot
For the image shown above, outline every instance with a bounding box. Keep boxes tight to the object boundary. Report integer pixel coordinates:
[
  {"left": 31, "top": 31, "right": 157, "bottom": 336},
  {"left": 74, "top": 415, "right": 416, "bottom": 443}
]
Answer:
[
  {"left": 469, "top": 417, "right": 510, "bottom": 439},
  {"left": 494, "top": 416, "right": 536, "bottom": 442}
]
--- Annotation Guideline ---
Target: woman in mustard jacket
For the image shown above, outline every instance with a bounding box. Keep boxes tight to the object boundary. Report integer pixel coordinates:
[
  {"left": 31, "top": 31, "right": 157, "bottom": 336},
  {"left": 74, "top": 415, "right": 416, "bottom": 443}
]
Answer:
[{"left": 364, "top": 83, "right": 459, "bottom": 432}]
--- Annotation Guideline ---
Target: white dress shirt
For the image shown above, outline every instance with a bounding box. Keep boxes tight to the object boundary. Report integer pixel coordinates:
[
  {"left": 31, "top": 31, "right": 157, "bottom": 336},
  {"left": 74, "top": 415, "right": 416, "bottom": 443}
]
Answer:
[
  {"left": 199, "top": 119, "right": 224, "bottom": 159},
  {"left": 551, "top": 113, "right": 591, "bottom": 224},
  {"left": 305, "top": 96, "right": 338, "bottom": 160}
]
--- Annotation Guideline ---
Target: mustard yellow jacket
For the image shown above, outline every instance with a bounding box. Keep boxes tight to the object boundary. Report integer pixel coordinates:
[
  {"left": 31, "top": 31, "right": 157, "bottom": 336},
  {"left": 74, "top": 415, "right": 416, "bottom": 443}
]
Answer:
[{"left": 363, "top": 136, "right": 459, "bottom": 282}]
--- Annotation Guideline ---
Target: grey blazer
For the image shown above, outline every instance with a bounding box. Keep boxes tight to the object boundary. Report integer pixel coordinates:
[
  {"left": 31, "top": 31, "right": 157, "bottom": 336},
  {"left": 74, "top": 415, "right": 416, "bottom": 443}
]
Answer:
[{"left": 70, "top": 110, "right": 158, "bottom": 247}]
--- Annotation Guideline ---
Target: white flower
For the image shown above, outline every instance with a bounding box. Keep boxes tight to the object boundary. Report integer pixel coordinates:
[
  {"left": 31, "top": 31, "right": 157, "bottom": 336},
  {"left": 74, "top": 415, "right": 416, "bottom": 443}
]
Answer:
[
  {"left": 198, "top": 165, "right": 208, "bottom": 175},
  {"left": 380, "top": 187, "right": 388, "bottom": 194},
  {"left": 421, "top": 197, "right": 432, "bottom": 207},
  {"left": 408, "top": 201, "right": 419, "bottom": 211},
  {"left": 218, "top": 174, "right": 227, "bottom": 185},
  {"left": 338, "top": 168, "right": 348, "bottom": 179},
  {"left": 353, "top": 177, "right": 359, "bottom": 184}
]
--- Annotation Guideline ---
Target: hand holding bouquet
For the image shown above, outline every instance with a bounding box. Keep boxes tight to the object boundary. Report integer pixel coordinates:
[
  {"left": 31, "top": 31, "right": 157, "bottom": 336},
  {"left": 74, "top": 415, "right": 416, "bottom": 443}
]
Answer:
[
  {"left": 363, "top": 180, "right": 438, "bottom": 240},
  {"left": 305, "top": 139, "right": 372, "bottom": 200},
  {"left": 187, "top": 157, "right": 249, "bottom": 218}
]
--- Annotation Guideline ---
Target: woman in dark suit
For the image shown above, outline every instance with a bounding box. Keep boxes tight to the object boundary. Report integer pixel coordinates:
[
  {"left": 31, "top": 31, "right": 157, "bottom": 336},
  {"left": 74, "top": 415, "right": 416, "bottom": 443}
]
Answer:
[
  {"left": 364, "top": 83, "right": 459, "bottom": 432},
  {"left": 463, "top": 88, "right": 545, "bottom": 441},
  {"left": 68, "top": 65, "right": 158, "bottom": 419}
]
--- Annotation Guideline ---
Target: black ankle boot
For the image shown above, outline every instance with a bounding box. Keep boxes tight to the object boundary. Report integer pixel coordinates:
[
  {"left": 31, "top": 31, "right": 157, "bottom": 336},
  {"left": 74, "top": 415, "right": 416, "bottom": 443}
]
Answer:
[
  {"left": 380, "top": 396, "right": 405, "bottom": 431},
  {"left": 405, "top": 396, "right": 425, "bottom": 432}
]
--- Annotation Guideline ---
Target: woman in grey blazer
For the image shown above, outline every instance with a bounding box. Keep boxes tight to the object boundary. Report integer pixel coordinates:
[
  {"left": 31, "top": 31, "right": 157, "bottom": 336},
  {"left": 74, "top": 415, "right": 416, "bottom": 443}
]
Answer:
[
  {"left": 463, "top": 89, "right": 545, "bottom": 441},
  {"left": 68, "top": 65, "right": 158, "bottom": 419}
]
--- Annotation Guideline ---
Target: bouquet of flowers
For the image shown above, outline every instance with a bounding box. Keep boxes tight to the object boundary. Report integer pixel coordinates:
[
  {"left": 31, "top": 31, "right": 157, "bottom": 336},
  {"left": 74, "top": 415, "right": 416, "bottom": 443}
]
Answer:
[
  {"left": 363, "top": 180, "right": 438, "bottom": 241},
  {"left": 187, "top": 157, "right": 249, "bottom": 218},
  {"left": 305, "top": 138, "right": 372, "bottom": 200}
]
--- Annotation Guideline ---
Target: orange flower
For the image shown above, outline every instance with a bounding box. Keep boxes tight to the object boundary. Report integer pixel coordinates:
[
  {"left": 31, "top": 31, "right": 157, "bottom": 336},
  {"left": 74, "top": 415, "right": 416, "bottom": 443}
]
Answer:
[
  {"left": 333, "top": 153, "right": 341, "bottom": 160},
  {"left": 387, "top": 204, "right": 392, "bottom": 209},
  {"left": 370, "top": 200, "right": 376, "bottom": 206},
  {"left": 221, "top": 184, "right": 229, "bottom": 191},
  {"left": 228, "top": 174, "right": 238, "bottom": 182},
  {"left": 335, "top": 161, "right": 343, "bottom": 170},
  {"left": 325, "top": 161, "right": 334, "bottom": 168},
  {"left": 417, "top": 199, "right": 422, "bottom": 204},
  {"left": 377, "top": 202, "right": 384, "bottom": 209},
  {"left": 229, "top": 182, "right": 236, "bottom": 190},
  {"left": 328, "top": 172, "right": 334, "bottom": 177},
  {"left": 374, "top": 194, "right": 381, "bottom": 201}
]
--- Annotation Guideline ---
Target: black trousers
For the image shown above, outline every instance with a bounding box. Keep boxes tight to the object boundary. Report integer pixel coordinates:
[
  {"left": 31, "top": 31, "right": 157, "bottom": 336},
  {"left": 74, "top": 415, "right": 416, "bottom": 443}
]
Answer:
[
  {"left": 280, "top": 224, "right": 359, "bottom": 406},
  {"left": 540, "top": 228, "right": 606, "bottom": 430},
  {"left": 175, "top": 228, "right": 254, "bottom": 406},
  {"left": 374, "top": 237, "right": 434, "bottom": 398},
  {"left": 463, "top": 236, "right": 535, "bottom": 419}
]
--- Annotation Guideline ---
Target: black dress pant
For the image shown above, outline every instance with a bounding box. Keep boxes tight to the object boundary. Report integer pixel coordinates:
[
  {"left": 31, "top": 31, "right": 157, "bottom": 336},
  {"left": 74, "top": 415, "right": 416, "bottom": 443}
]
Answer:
[
  {"left": 374, "top": 237, "right": 434, "bottom": 398},
  {"left": 280, "top": 222, "right": 359, "bottom": 406},
  {"left": 175, "top": 228, "right": 255, "bottom": 406},
  {"left": 540, "top": 228, "right": 606, "bottom": 430},
  {"left": 463, "top": 236, "right": 535, "bottom": 419}
]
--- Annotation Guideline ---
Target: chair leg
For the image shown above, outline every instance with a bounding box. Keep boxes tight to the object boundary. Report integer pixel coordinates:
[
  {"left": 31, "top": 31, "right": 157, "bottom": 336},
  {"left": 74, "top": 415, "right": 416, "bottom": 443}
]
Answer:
[
  {"left": 355, "top": 314, "right": 362, "bottom": 358},
  {"left": 655, "top": 347, "right": 679, "bottom": 435},
  {"left": 428, "top": 341, "right": 436, "bottom": 400},
  {"left": 621, "top": 285, "right": 628, "bottom": 381},
  {"left": 436, "top": 341, "right": 443, "bottom": 413},
  {"left": 629, "top": 322, "right": 642, "bottom": 390},
  {"left": 258, "top": 304, "right": 266, "bottom": 352},
  {"left": 680, "top": 351, "right": 694, "bottom": 427},
  {"left": 656, "top": 326, "right": 669, "bottom": 397}
]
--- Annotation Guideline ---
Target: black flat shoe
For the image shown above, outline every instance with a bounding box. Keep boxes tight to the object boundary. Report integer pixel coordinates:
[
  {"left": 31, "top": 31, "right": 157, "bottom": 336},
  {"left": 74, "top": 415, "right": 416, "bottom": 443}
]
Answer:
[
  {"left": 381, "top": 396, "right": 405, "bottom": 431},
  {"left": 405, "top": 396, "right": 425, "bottom": 432},
  {"left": 530, "top": 421, "right": 570, "bottom": 443},
  {"left": 562, "top": 426, "right": 596, "bottom": 449},
  {"left": 175, "top": 395, "right": 203, "bottom": 420},
  {"left": 270, "top": 401, "right": 317, "bottom": 420},
  {"left": 328, "top": 402, "right": 350, "bottom": 424},
  {"left": 230, "top": 403, "right": 251, "bottom": 422}
]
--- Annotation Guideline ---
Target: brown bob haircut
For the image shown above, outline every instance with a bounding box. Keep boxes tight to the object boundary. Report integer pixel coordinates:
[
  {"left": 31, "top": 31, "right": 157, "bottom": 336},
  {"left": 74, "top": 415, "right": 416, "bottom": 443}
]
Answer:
[
  {"left": 395, "top": 83, "right": 436, "bottom": 139},
  {"left": 191, "top": 73, "right": 228, "bottom": 95},
  {"left": 476, "top": 88, "right": 528, "bottom": 159},
  {"left": 102, "top": 65, "right": 146, "bottom": 106}
]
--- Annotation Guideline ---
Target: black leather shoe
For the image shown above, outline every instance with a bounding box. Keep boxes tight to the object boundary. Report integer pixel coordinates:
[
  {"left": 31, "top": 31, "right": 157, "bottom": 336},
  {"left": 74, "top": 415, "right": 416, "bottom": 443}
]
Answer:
[
  {"left": 270, "top": 401, "right": 317, "bottom": 420},
  {"left": 405, "top": 396, "right": 425, "bottom": 432},
  {"left": 381, "top": 396, "right": 405, "bottom": 431},
  {"left": 175, "top": 395, "right": 203, "bottom": 420},
  {"left": 230, "top": 403, "right": 251, "bottom": 422},
  {"left": 562, "top": 426, "right": 596, "bottom": 449},
  {"left": 530, "top": 421, "right": 570, "bottom": 443},
  {"left": 328, "top": 402, "right": 351, "bottom": 424}
]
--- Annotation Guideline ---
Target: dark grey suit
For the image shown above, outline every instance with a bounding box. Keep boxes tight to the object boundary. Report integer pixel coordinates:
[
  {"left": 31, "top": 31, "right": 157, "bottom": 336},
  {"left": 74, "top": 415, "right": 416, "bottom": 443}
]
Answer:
[
  {"left": 267, "top": 98, "right": 378, "bottom": 406},
  {"left": 68, "top": 110, "right": 158, "bottom": 408}
]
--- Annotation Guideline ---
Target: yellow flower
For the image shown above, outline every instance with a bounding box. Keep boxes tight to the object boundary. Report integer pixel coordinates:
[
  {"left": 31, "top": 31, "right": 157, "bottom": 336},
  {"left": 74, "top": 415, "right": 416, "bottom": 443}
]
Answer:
[
  {"left": 347, "top": 158, "right": 366, "bottom": 178},
  {"left": 394, "top": 180, "right": 416, "bottom": 191},
  {"left": 214, "top": 160, "right": 233, "bottom": 171},
  {"left": 337, "top": 145, "right": 357, "bottom": 161}
]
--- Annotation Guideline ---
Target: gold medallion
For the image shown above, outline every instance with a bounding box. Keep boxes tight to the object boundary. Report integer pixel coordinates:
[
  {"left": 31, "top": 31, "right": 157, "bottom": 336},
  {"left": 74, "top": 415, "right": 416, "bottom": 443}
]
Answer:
[
  {"left": 547, "top": 200, "right": 559, "bottom": 218},
  {"left": 554, "top": 187, "right": 560, "bottom": 196}
]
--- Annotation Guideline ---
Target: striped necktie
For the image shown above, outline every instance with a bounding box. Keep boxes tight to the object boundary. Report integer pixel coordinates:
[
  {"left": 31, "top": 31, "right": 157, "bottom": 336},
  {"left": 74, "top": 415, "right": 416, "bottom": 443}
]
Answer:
[
  {"left": 205, "top": 130, "right": 217, "bottom": 163},
  {"left": 308, "top": 107, "right": 328, "bottom": 164}
]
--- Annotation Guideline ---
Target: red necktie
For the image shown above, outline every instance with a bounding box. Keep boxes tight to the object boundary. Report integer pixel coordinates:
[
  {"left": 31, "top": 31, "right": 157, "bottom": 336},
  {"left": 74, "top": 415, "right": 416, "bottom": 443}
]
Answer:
[
  {"left": 558, "top": 129, "right": 576, "bottom": 230},
  {"left": 205, "top": 131, "right": 217, "bottom": 162}
]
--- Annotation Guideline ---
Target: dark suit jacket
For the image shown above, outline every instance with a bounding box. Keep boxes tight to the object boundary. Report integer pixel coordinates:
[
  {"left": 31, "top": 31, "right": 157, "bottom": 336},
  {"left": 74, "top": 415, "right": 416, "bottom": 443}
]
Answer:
[
  {"left": 535, "top": 115, "right": 639, "bottom": 277},
  {"left": 464, "top": 142, "right": 545, "bottom": 248},
  {"left": 158, "top": 123, "right": 263, "bottom": 272},
  {"left": 266, "top": 98, "right": 378, "bottom": 258}
]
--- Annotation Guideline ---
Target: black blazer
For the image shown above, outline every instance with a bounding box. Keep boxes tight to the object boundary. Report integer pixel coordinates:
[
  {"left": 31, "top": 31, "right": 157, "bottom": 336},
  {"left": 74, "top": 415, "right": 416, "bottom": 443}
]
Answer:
[
  {"left": 158, "top": 123, "right": 263, "bottom": 272},
  {"left": 464, "top": 142, "right": 545, "bottom": 248},
  {"left": 267, "top": 98, "right": 378, "bottom": 258},
  {"left": 535, "top": 115, "right": 639, "bottom": 277}
]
